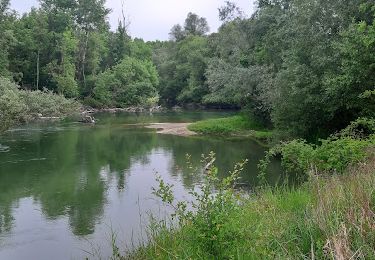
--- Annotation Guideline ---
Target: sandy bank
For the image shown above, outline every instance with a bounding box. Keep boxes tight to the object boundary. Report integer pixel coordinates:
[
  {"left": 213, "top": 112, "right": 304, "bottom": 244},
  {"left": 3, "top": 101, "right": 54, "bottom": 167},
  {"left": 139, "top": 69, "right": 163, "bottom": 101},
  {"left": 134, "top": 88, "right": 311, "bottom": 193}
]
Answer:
[{"left": 145, "top": 123, "right": 195, "bottom": 137}]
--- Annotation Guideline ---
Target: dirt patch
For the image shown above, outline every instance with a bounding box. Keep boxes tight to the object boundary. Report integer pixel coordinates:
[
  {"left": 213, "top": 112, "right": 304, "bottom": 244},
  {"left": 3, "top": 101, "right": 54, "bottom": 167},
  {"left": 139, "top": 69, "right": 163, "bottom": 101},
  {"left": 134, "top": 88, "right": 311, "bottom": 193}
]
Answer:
[{"left": 145, "top": 123, "right": 195, "bottom": 137}]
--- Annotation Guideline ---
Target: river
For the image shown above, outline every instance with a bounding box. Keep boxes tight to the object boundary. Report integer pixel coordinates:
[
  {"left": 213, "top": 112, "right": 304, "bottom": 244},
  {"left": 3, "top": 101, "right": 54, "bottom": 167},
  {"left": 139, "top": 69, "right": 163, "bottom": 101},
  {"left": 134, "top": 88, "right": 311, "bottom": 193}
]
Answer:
[{"left": 0, "top": 111, "right": 281, "bottom": 259}]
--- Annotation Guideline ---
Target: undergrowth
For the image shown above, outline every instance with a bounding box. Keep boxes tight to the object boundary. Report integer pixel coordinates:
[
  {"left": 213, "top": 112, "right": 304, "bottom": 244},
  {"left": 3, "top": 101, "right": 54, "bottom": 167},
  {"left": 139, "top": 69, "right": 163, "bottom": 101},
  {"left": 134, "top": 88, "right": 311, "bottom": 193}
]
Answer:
[{"left": 115, "top": 118, "right": 375, "bottom": 259}]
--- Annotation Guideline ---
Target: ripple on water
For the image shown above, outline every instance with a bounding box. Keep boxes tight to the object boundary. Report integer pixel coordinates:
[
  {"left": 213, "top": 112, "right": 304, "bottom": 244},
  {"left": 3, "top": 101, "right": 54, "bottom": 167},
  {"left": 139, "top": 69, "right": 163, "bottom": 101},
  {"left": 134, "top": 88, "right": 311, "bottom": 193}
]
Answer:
[
  {"left": 0, "top": 158, "right": 47, "bottom": 165},
  {"left": 0, "top": 144, "right": 10, "bottom": 152}
]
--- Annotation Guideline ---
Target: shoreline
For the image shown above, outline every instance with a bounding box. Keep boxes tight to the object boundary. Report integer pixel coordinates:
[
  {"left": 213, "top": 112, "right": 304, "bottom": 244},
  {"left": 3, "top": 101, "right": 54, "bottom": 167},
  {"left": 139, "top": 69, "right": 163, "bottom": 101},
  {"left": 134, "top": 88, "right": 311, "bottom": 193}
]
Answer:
[{"left": 145, "top": 122, "right": 195, "bottom": 136}]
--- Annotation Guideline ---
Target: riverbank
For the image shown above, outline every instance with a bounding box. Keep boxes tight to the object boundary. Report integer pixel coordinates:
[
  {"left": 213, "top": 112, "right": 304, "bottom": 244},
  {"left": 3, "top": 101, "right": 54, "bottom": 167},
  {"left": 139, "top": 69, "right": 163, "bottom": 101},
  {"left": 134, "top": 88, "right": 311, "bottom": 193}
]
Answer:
[
  {"left": 82, "top": 105, "right": 166, "bottom": 114},
  {"left": 145, "top": 123, "right": 195, "bottom": 136},
  {"left": 188, "top": 115, "right": 273, "bottom": 140},
  {"left": 125, "top": 155, "right": 375, "bottom": 259},
  {"left": 142, "top": 114, "right": 272, "bottom": 140},
  {"left": 122, "top": 121, "right": 375, "bottom": 259}
]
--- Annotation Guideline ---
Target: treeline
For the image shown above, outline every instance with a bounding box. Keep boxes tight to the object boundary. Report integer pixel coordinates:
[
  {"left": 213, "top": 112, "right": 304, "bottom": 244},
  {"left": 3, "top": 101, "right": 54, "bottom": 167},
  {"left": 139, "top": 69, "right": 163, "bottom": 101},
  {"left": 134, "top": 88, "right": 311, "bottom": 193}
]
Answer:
[
  {"left": 1, "top": 0, "right": 374, "bottom": 139},
  {"left": 0, "top": 0, "right": 158, "bottom": 108},
  {"left": 153, "top": 0, "right": 375, "bottom": 139}
]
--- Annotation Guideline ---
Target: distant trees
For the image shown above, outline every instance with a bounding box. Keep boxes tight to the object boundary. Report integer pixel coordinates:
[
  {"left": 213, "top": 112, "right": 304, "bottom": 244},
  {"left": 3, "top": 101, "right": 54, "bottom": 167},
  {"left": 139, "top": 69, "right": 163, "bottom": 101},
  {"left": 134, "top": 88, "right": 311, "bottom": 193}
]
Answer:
[
  {"left": 152, "top": 1, "right": 375, "bottom": 139},
  {"left": 1, "top": 0, "right": 161, "bottom": 109},
  {"left": 151, "top": 13, "right": 210, "bottom": 106},
  {"left": 1, "top": 0, "right": 374, "bottom": 139}
]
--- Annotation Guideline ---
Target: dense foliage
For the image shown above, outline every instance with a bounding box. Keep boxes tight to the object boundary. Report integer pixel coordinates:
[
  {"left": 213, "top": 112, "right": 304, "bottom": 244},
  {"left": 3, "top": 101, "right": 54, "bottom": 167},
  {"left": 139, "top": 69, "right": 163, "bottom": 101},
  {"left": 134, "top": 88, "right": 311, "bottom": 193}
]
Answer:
[
  {"left": 151, "top": 1, "right": 375, "bottom": 139},
  {"left": 91, "top": 57, "right": 159, "bottom": 107},
  {"left": 0, "top": 77, "right": 80, "bottom": 133},
  {"left": 0, "top": 0, "right": 156, "bottom": 110},
  {"left": 1, "top": 0, "right": 374, "bottom": 139},
  {"left": 259, "top": 118, "right": 375, "bottom": 181}
]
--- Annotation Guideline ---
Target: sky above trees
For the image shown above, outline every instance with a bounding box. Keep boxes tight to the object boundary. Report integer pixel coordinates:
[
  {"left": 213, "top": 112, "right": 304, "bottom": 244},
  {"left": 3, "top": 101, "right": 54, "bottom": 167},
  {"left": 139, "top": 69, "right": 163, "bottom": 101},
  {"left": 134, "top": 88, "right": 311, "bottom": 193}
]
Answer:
[{"left": 10, "top": 0, "right": 254, "bottom": 41}]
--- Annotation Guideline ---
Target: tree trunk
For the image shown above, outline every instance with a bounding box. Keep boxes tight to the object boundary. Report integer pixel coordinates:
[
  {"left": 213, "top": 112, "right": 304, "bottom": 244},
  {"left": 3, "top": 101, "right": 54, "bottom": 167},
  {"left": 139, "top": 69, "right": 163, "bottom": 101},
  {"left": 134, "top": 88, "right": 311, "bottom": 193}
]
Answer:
[
  {"left": 81, "top": 31, "right": 89, "bottom": 88},
  {"left": 36, "top": 49, "right": 40, "bottom": 90}
]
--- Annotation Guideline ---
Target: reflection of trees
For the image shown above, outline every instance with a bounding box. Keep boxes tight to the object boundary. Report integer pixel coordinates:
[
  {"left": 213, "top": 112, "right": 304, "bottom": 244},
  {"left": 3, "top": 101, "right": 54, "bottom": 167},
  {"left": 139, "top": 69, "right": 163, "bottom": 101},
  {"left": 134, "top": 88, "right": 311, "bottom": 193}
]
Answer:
[
  {"left": 156, "top": 135, "right": 282, "bottom": 188},
  {"left": 0, "top": 125, "right": 158, "bottom": 236},
  {"left": 0, "top": 118, "right": 281, "bottom": 237}
]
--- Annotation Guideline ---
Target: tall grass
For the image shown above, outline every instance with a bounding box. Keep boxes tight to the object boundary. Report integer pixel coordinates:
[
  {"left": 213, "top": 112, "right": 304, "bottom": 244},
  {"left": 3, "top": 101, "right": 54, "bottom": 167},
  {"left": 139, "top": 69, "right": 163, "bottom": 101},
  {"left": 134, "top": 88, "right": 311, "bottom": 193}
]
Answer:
[
  {"left": 113, "top": 120, "right": 375, "bottom": 259},
  {"left": 120, "top": 151, "right": 375, "bottom": 259}
]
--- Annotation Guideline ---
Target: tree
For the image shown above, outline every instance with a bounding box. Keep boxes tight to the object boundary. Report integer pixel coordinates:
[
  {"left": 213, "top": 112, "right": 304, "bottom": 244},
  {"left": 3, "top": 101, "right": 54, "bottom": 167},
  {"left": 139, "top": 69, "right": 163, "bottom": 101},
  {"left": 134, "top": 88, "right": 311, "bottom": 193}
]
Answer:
[
  {"left": 74, "top": 0, "right": 110, "bottom": 88},
  {"left": 169, "top": 12, "right": 209, "bottom": 42},
  {"left": 324, "top": 7, "right": 375, "bottom": 123},
  {"left": 169, "top": 24, "right": 185, "bottom": 41},
  {"left": 0, "top": 0, "right": 15, "bottom": 78},
  {"left": 93, "top": 57, "right": 159, "bottom": 107},
  {"left": 48, "top": 30, "right": 79, "bottom": 97},
  {"left": 0, "top": 0, "right": 10, "bottom": 21},
  {"left": 184, "top": 12, "right": 209, "bottom": 36},
  {"left": 9, "top": 9, "right": 50, "bottom": 89},
  {"left": 176, "top": 36, "right": 209, "bottom": 104},
  {"left": 218, "top": 1, "right": 244, "bottom": 23},
  {"left": 106, "top": 21, "right": 131, "bottom": 67}
]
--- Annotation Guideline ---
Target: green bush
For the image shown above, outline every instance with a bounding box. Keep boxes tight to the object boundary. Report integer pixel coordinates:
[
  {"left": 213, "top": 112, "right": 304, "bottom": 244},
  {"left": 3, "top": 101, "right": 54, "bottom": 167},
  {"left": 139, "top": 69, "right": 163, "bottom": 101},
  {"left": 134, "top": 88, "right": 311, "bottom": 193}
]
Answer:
[
  {"left": 93, "top": 57, "right": 159, "bottom": 107},
  {"left": 259, "top": 118, "right": 375, "bottom": 179},
  {"left": 0, "top": 77, "right": 25, "bottom": 133},
  {"left": 19, "top": 90, "right": 80, "bottom": 120},
  {"left": 150, "top": 152, "right": 248, "bottom": 258},
  {"left": 0, "top": 77, "right": 80, "bottom": 133}
]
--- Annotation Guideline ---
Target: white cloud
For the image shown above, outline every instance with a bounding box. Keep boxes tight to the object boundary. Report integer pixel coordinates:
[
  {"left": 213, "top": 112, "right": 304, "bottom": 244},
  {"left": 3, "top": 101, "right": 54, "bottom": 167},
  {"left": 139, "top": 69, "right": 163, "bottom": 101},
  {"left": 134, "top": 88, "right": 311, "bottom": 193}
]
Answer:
[{"left": 10, "top": 0, "right": 255, "bottom": 41}]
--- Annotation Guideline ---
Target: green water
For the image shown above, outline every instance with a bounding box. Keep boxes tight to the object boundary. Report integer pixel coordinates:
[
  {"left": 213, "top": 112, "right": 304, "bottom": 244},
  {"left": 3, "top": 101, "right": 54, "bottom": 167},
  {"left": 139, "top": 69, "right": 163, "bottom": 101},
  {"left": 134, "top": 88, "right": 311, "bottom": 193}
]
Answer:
[{"left": 0, "top": 111, "right": 281, "bottom": 259}]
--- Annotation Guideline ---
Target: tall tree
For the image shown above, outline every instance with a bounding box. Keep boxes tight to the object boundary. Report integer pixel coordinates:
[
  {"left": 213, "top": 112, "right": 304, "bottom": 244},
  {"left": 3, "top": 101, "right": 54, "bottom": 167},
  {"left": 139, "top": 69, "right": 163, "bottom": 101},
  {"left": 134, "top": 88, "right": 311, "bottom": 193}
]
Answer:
[
  {"left": 74, "top": 0, "right": 110, "bottom": 88},
  {"left": 169, "top": 12, "right": 209, "bottom": 42},
  {"left": 0, "top": 0, "right": 14, "bottom": 78},
  {"left": 184, "top": 12, "right": 209, "bottom": 36}
]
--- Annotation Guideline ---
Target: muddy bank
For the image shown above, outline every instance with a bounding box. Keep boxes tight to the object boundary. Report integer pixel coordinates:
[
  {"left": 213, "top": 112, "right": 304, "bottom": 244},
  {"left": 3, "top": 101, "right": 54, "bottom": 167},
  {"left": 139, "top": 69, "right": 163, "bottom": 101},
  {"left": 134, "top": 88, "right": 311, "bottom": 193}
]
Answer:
[{"left": 145, "top": 123, "right": 195, "bottom": 137}]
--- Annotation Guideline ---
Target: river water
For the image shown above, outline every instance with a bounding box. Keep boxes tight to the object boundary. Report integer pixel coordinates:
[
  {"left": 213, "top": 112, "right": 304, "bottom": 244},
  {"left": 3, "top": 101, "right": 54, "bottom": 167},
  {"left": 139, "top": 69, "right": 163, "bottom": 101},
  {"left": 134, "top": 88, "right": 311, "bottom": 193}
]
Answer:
[{"left": 0, "top": 111, "right": 281, "bottom": 259}]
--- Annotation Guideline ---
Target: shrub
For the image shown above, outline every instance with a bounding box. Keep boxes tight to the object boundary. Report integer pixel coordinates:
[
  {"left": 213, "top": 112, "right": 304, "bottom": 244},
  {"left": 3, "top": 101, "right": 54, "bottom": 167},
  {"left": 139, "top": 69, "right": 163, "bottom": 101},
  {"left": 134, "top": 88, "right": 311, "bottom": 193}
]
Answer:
[
  {"left": 259, "top": 118, "right": 375, "bottom": 180},
  {"left": 19, "top": 89, "right": 80, "bottom": 120},
  {"left": 0, "top": 77, "right": 80, "bottom": 133},
  {"left": 126, "top": 152, "right": 375, "bottom": 259},
  {"left": 151, "top": 152, "right": 248, "bottom": 258},
  {"left": 0, "top": 77, "right": 25, "bottom": 133},
  {"left": 93, "top": 57, "right": 159, "bottom": 107}
]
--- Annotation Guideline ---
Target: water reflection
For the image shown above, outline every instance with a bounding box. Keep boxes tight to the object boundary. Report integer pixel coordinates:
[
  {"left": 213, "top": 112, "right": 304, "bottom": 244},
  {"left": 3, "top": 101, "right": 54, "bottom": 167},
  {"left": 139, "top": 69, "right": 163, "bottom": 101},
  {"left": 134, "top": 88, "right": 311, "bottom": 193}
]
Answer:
[{"left": 0, "top": 112, "right": 281, "bottom": 259}]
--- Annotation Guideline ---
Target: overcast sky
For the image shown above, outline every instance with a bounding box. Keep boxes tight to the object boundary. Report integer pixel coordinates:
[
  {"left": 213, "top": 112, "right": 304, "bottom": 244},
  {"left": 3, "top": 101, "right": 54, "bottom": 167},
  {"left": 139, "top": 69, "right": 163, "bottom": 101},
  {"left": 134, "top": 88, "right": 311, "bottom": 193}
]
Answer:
[{"left": 10, "top": 0, "right": 255, "bottom": 41}]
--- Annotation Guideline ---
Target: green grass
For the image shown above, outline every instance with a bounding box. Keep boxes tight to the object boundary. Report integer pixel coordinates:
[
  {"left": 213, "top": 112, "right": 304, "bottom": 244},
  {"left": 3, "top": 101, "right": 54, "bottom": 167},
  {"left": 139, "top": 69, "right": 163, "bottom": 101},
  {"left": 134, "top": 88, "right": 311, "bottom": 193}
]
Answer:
[
  {"left": 188, "top": 115, "right": 273, "bottom": 139},
  {"left": 123, "top": 156, "right": 375, "bottom": 259}
]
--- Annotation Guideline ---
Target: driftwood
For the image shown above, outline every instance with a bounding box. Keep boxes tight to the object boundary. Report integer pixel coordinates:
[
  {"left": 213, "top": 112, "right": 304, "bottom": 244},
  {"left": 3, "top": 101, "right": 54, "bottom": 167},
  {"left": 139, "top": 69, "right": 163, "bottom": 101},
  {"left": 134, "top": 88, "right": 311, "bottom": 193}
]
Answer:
[{"left": 82, "top": 106, "right": 165, "bottom": 114}]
